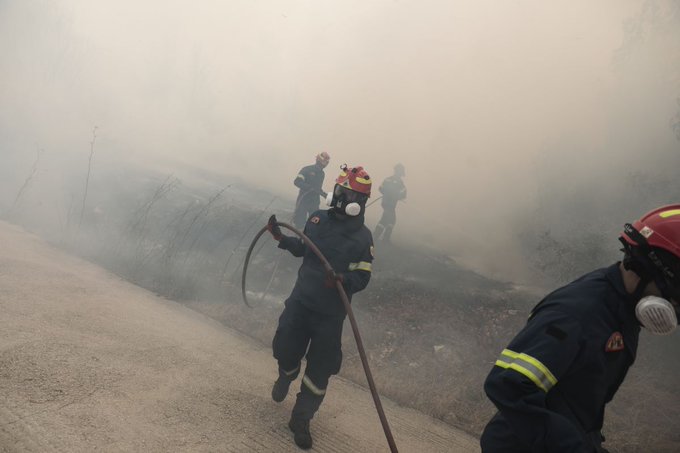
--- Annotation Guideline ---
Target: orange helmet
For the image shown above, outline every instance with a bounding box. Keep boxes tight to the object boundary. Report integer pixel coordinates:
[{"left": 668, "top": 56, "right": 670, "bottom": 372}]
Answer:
[
  {"left": 335, "top": 164, "right": 372, "bottom": 196},
  {"left": 316, "top": 152, "right": 331, "bottom": 167}
]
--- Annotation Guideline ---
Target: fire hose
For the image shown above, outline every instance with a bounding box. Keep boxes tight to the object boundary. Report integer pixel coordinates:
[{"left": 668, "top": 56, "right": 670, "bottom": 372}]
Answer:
[
  {"left": 241, "top": 220, "right": 399, "bottom": 453},
  {"left": 365, "top": 195, "right": 382, "bottom": 209}
]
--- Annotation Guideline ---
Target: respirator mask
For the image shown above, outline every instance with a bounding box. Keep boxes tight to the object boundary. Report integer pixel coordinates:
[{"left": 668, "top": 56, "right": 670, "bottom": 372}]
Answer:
[
  {"left": 635, "top": 296, "right": 678, "bottom": 335},
  {"left": 326, "top": 184, "right": 367, "bottom": 217}
]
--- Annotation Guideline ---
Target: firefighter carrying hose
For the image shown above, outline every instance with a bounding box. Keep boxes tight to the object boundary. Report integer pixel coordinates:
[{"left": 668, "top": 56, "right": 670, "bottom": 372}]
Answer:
[
  {"left": 481, "top": 205, "right": 680, "bottom": 452},
  {"left": 293, "top": 152, "right": 331, "bottom": 228},
  {"left": 266, "top": 164, "right": 374, "bottom": 450}
]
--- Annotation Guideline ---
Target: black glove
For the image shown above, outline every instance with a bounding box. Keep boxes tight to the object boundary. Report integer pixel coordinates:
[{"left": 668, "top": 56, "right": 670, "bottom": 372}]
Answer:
[
  {"left": 267, "top": 214, "right": 283, "bottom": 241},
  {"left": 319, "top": 190, "right": 328, "bottom": 198},
  {"left": 324, "top": 270, "right": 344, "bottom": 288}
]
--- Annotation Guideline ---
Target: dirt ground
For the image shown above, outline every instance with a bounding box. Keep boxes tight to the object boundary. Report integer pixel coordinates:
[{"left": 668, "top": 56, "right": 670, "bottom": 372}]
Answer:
[{"left": 0, "top": 220, "right": 480, "bottom": 453}]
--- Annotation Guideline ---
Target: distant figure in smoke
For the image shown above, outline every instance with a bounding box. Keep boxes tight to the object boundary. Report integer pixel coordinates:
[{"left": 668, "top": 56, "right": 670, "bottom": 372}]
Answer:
[
  {"left": 266, "top": 165, "right": 374, "bottom": 450},
  {"left": 373, "top": 163, "right": 406, "bottom": 243},
  {"left": 293, "top": 152, "right": 331, "bottom": 228},
  {"left": 481, "top": 205, "right": 680, "bottom": 453}
]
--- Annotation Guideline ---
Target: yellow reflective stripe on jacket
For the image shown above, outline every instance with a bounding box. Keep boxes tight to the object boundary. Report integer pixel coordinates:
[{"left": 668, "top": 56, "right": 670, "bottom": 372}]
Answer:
[
  {"left": 494, "top": 349, "right": 557, "bottom": 392},
  {"left": 296, "top": 174, "right": 306, "bottom": 181},
  {"left": 348, "top": 261, "right": 372, "bottom": 272},
  {"left": 302, "top": 375, "right": 326, "bottom": 396}
]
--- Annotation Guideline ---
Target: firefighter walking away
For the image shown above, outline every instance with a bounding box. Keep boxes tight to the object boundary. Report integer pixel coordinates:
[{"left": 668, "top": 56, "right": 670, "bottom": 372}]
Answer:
[
  {"left": 266, "top": 164, "right": 374, "bottom": 450},
  {"left": 293, "top": 152, "right": 331, "bottom": 228},
  {"left": 374, "top": 163, "right": 406, "bottom": 243},
  {"left": 481, "top": 205, "right": 680, "bottom": 452}
]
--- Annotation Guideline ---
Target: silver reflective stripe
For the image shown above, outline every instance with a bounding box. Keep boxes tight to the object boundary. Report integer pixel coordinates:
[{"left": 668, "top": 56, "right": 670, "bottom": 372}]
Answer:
[
  {"left": 494, "top": 349, "right": 557, "bottom": 392},
  {"left": 302, "top": 375, "right": 326, "bottom": 396},
  {"left": 283, "top": 366, "right": 299, "bottom": 377},
  {"left": 348, "top": 261, "right": 372, "bottom": 272},
  {"left": 296, "top": 174, "right": 305, "bottom": 181}
]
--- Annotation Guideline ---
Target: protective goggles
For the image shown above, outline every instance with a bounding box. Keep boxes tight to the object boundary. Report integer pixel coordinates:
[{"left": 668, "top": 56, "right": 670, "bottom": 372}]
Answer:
[{"left": 333, "top": 184, "right": 366, "bottom": 204}]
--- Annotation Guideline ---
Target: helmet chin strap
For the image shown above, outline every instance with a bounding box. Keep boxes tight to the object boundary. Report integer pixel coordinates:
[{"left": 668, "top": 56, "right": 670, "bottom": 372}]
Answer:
[{"left": 621, "top": 226, "right": 673, "bottom": 301}]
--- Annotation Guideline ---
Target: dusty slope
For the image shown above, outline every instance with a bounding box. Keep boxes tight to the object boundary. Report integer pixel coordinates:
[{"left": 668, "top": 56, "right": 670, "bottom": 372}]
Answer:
[{"left": 0, "top": 221, "right": 480, "bottom": 453}]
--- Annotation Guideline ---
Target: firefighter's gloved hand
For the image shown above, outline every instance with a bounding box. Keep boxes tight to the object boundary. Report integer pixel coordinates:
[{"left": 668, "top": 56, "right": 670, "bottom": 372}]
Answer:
[
  {"left": 267, "top": 215, "right": 283, "bottom": 241},
  {"left": 324, "top": 270, "right": 344, "bottom": 288}
]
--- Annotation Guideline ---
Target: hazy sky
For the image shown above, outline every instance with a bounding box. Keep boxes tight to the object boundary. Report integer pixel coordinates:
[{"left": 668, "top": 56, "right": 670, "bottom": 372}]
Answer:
[{"left": 2, "top": 0, "right": 678, "bottom": 281}]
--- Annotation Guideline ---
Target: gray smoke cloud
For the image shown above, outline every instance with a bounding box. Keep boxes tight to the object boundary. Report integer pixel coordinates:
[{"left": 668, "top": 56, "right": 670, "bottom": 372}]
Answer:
[{"left": 2, "top": 0, "right": 678, "bottom": 283}]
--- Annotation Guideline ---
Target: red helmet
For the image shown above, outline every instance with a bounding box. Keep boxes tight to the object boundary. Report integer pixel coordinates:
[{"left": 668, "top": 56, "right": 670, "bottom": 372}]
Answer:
[
  {"left": 620, "top": 205, "right": 680, "bottom": 300},
  {"left": 621, "top": 205, "right": 680, "bottom": 258},
  {"left": 335, "top": 164, "right": 372, "bottom": 196}
]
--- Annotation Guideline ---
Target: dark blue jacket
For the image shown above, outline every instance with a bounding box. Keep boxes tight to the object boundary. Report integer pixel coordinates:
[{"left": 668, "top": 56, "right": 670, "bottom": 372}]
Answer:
[
  {"left": 481, "top": 264, "right": 640, "bottom": 452},
  {"left": 378, "top": 175, "right": 406, "bottom": 208},
  {"left": 294, "top": 164, "right": 326, "bottom": 208},
  {"left": 278, "top": 209, "right": 373, "bottom": 316}
]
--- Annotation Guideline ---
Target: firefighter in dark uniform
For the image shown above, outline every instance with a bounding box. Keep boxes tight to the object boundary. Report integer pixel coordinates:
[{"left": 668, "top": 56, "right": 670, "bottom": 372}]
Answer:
[
  {"left": 293, "top": 152, "right": 331, "bottom": 228},
  {"left": 374, "top": 163, "right": 406, "bottom": 243},
  {"left": 266, "top": 164, "right": 374, "bottom": 450},
  {"left": 481, "top": 205, "right": 680, "bottom": 453}
]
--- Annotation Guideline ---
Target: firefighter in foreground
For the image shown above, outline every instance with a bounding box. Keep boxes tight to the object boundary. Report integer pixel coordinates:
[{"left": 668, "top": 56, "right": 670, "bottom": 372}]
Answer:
[
  {"left": 266, "top": 164, "right": 374, "bottom": 450},
  {"left": 293, "top": 152, "right": 331, "bottom": 228},
  {"left": 481, "top": 204, "right": 680, "bottom": 452},
  {"left": 373, "top": 163, "right": 406, "bottom": 243}
]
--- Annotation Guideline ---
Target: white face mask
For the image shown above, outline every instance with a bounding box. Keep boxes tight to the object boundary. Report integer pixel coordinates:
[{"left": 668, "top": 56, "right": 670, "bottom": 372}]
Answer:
[
  {"left": 344, "top": 202, "right": 361, "bottom": 216},
  {"left": 635, "top": 296, "right": 678, "bottom": 335}
]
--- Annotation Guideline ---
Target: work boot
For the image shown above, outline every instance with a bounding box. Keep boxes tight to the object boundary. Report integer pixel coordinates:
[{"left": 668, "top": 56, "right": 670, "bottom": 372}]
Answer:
[
  {"left": 272, "top": 377, "right": 292, "bottom": 403},
  {"left": 288, "top": 417, "right": 313, "bottom": 450}
]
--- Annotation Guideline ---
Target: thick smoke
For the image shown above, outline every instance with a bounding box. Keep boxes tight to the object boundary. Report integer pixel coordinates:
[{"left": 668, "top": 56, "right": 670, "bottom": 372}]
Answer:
[{"left": 1, "top": 0, "right": 678, "bottom": 283}]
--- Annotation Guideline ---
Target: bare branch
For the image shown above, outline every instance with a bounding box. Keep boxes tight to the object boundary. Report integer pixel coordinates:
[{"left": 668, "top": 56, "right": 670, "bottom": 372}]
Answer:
[{"left": 79, "top": 126, "right": 98, "bottom": 228}]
